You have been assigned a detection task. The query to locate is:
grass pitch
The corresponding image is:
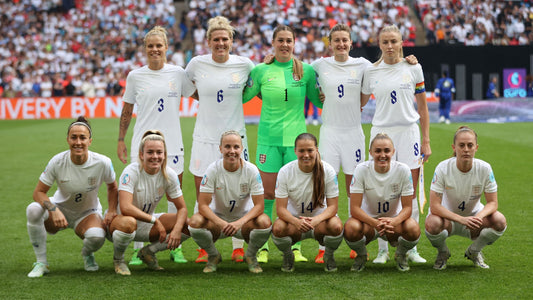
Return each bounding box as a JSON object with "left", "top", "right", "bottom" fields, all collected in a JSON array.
[{"left": 1, "top": 118, "right": 532, "bottom": 299}]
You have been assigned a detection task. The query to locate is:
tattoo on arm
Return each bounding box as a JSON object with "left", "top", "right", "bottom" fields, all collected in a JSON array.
[
  {"left": 435, "top": 192, "right": 443, "bottom": 200},
  {"left": 119, "top": 104, "right": 133, "bottom": 140},
  {"left": 43, "top": 200, "right": 57, "bottom": 211}
]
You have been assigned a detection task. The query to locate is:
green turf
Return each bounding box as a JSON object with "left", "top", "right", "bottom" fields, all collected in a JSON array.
[{"left": 1, "top": 118, "right": 532, "bottom": 299}]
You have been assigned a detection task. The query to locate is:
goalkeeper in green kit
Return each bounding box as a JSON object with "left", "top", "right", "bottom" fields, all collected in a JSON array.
[{"left": 243, "top": 25, "right": 323, "bottom": 263}]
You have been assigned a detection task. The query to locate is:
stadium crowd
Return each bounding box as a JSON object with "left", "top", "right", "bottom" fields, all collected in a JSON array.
[
  {"left": 1, "top": 0, "right": 532, "bottom": 98},
  {"left": 416, "top": 0, "right": 533, "bottom": 46}
]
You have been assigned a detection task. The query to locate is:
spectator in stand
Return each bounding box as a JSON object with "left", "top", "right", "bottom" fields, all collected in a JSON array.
[
  {"left": 0, "top": 0, "right": 530, "bottom": 97},
  {"left": 40, "top": 75, "right": 53, "bottom": 98},
  {"left": 52, "top": 73, "right": 65, "bottom": 97}
]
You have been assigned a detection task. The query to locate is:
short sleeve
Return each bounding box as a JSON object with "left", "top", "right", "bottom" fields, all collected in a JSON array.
[{"left": 118, "top": 164, "right": 137, "bottom": 194}]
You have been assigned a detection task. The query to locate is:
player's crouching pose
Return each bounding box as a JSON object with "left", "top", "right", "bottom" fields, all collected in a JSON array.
[
  {"left": 344, "top": 133, "right": 420, "bottom": 272},
  {"left": 272, "top": 133, "right": 343, "bottom": 272},
  {"left": 26, "top": 116, "right": 118, "bottom": 278},
  {"left": 425, "top": 126, "right": 506, "bottom": 270},
  {"left": 109, "top": 130, "right": 190, "bottom": 275},
  {"left": 189, "top": 131, "right": 272, "bottom": 273}
]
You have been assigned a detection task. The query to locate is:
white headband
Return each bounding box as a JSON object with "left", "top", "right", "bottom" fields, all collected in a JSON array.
[{"left": 69, "top": 122, "right": 92, "bottom": 137}]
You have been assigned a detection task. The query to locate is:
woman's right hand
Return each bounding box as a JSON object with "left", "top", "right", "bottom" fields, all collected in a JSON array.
[
  {"left": 153, "top": 219, "right": 167, "bottom": 243},
  {"left": 49, "top": 209, "right": 68, "bottom": 229},
  {"left": 117, "top": 141, "right": 128, "bottom": 164},
  {"left": 297, "top": 216, "right": 313, "bottom": 233}
]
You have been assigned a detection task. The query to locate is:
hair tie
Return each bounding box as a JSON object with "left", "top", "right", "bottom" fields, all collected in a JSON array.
[{"left": 68, "top": 122, "right": 92, "bottom": 137}]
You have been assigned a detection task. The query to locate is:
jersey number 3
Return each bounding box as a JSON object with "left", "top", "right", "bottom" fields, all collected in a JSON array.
[{"left": 157, "top": 98, "right": 165, "bottom": 112}]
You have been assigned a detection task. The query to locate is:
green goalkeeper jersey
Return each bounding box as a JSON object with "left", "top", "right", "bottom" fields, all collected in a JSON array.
[{"left": 244, "top": 59, "right": 322, "bottom": 146}]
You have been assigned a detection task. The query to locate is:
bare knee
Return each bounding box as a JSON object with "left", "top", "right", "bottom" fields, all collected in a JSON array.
[
  {"left": 403, "top": 218, "right": 421, "bottom": 240},
  {"left": 256, "top": 213, "right": 272, "bottom": 229},
  {"left": 272, "top": 219, "right": 287, "bottom": 237},
  {"left": 425, "top": 214, "right": 445, "bottom": 235},
  {"left": 489, "top": 211, "right": 507, "bottom": 231},
  {"left": 111, "top": 215, "right": 136, "bottom": 233},
  {"left": 328, "top": 217, "right": 343, "bottom": 235},
  {"left": 344, "top": 218, "right": 364, "bottom": 241},
  {"left": 188, "top": 213, "right": 206, "bottom": 229}
]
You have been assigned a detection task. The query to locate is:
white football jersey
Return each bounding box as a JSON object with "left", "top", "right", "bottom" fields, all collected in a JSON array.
[
  {"left": 40, "top": 150, "right": 116, "bottom": 215},
  {"left": 430, "top": 157, "right": 497, "bottom": 216},
  {"left": 186, "top": 55, "right": 254, "bottom": 144},
  {"left": 122, "top": 64, "right": 195, "bottom": 156},
  {"left": 362, "top": 61, "right": 425, "bottom": 127},
  {"left": 350, "top": 160, "right": 414, "bottom": 218},
  {"left": 276, "top": 160, "right": 339, "bottom": 217},
  {"left": 118, "top": 162, "right": 182, "bottom": 215},
  {"left": 199, "top": 159, "right": 263, "bottom": 220},
  {"left": 312, "top": 56, "right": 371, "bottom": 130}
]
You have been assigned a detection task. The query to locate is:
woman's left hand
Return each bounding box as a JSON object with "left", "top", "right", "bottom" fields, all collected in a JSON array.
[
  {"left": 222, "top": 221, "right": 242, "bottom": 237},
  {"left": 167, "top": 229, "right": 182, "bottom": 250},
  {"left": 103, "top": 211, "right": 117, "bottom": 227}
]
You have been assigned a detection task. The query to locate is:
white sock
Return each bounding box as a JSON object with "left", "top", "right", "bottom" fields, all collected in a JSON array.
[
  {"left": 470, "top": 226, "right": 506, "bottom": 253},
  {"left": 81, "top": 227, "right": 105, "bottom": 256},
  {"left": 147, "top": 235, "right": 169, "bottom": 253},
  {"left": 246, "top": 227, "right": 272, "bottom": 257},
  {"left": 323, "top": 231, "right": 344, "bottom": 257},
  {"left": 378, "top": 237, "right": 388, "bottom": 252},
  {"left": 397, "top": 236, "right": 419, "bottom": 255},
  {"left": 113, "top": 230, "right": 135, "bottom": 261},
  {"left": 426, "top": 230, "right": 449, "bottom": 252},
  {"left": 133, "top": 241, "right": 144, "bottom": 250},
  {"left": 26, "top": 202, "right": 48, "bottom": 264},
  {"left": 232, "top": 236, "right": 245, "bottom": 250},
  {"left": 319, "top": 244, "right": 325, "bottom": 251},
  {"left": 411, "top": 197, "right": 420, "bottom": 222},
  {"left": 180, "top": 233, "right": 190, "bottom": 244},
  {"left": 272, "top": 234, "right": 292, "bottom": 254},
  {"left": 189, "top": 227, "right": 217, "bottom": 257},
  {"left": 345, "top": 236, "right": 367, "bottom": 257}
]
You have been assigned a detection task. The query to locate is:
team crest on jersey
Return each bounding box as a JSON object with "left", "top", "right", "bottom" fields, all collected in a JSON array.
[
  {"left": 293, "top": 74, "right": 301, "bottom": 81},
  {"left": 259, "top": 154, "right": 266, "bottom": 164},
  {"left": 471, "top": 185, "right": 482, "bottom": 196},
  {"left": 201, "top": 175, "right": 208, "bottom": 186},
  {"left": 121, "top": 174, "right": 130, "bottom": 185},
  {"left": 158, "top": 187, "right": 164, "bottom": 197},
  {"left": 246, "top": 77, "right": 253, "bottom": 87},
  {"left": 399, "top": 74, "right": 411, "bottom": 90},
  {"left": 391, "top": 183, "right": 400, "bottom": 194},
  {"left": 240, "top": 183, "right": 248, "bottom": 194},
  {"left": 348, "top": 70, "right": 359, "bottom": 85},
  {"left": 232, "top": 73, "right": 240, "bottom": 83},
  {"left": 168, "top": 80, "right": 179, "bottom": 97},
  {"left": 88, "top": 177, "right": 97, "bottom": 186}
]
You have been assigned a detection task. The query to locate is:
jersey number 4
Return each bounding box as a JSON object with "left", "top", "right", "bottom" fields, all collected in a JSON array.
[{"left": 301, "top": 202, "right": 313, "bottom": 214}]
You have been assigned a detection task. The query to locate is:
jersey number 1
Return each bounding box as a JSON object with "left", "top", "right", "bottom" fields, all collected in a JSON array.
[{"left": 301, "top": 202, "right": 313, "bottom": 214}]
